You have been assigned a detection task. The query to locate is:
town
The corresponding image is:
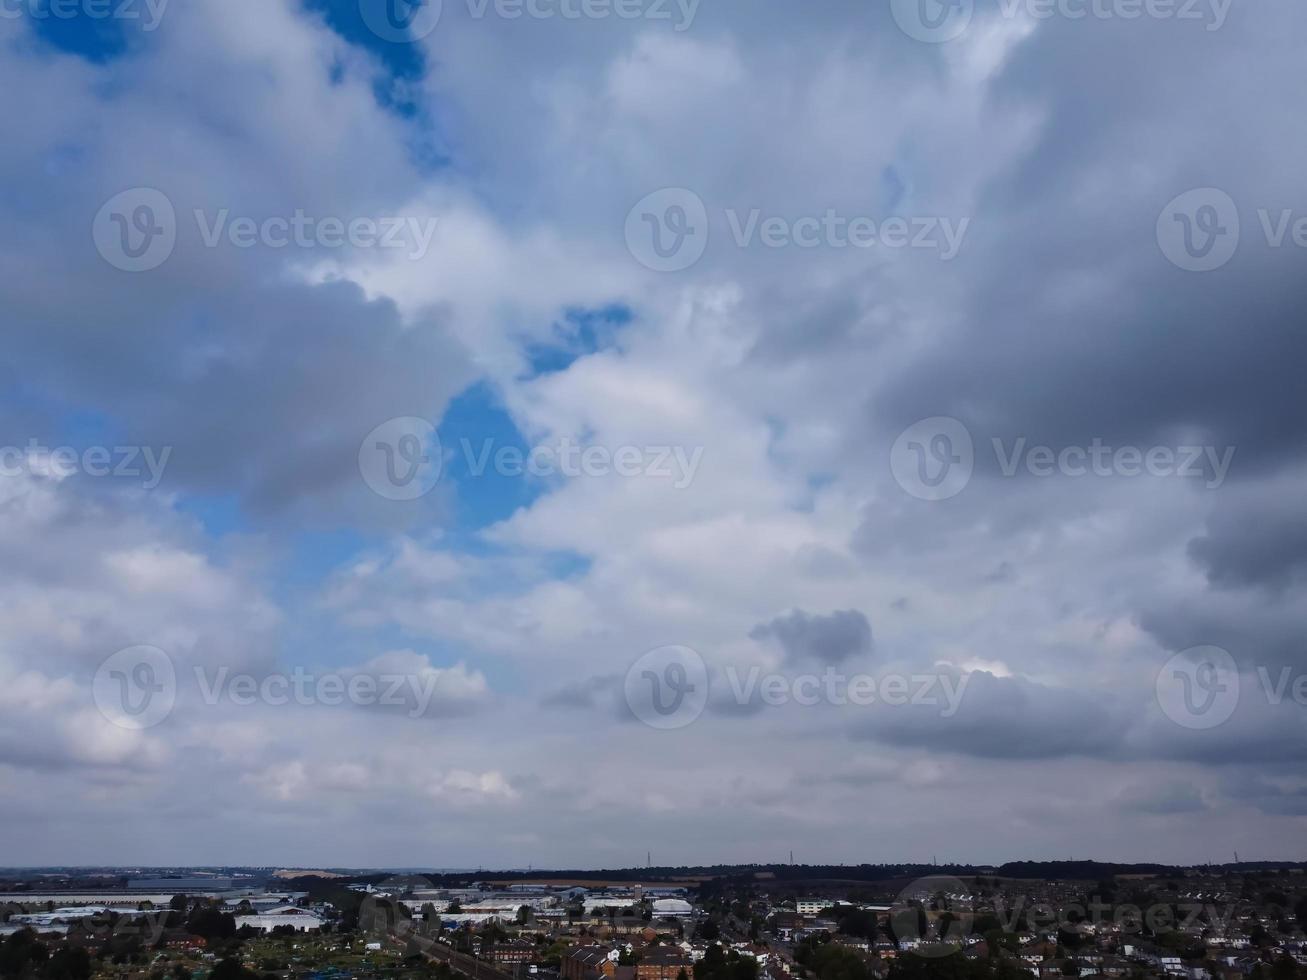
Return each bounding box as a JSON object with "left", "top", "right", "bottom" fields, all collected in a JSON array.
[{"left": 2, "top": 864, "right": 1305, "bottom": 980}]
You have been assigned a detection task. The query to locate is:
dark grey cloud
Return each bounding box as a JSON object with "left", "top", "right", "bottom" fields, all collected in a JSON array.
[
  {"left": 873, "top": 8, "right": 1307, "bottom": 479},
  {"left": 4, "top": 275, "right": 472, "bottom": 526},
  {"left": 1218, "top": 773, "right": 1307, "bottom": 817},
  {"left": 1115, "top": 780, "right": 1206, "bottom": 815},
  {"left": 851, "top": 664, "right": 1306, "bottom": 769},
  {"left": 1137, "top": 589, "right": 1307, "bottom": 673},
  {"left": 853, "top": 670, "right": 1124, "bottom": 760},
  {"left": 1187, "top": 477, "right": 1307, "bottom": 591},
  {"left": 750, "top": 609, "right": 873, "bottom": 665}
]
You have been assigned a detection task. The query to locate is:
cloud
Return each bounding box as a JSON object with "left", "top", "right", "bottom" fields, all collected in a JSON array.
[
  {"left": 1218, "top": 773, "right": 1307, "bottom": 817},
  {"left": 1115, "top": 780, "right": 1207, "bottom": 815},
  {"left": 750, "top": 609, "right": 874, "bottom": 665},
  {"left": 853, "top": 669, "right": 1125, "bottom": 760}
]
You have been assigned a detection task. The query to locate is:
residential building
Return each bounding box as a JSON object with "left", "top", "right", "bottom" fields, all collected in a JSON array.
[
  {"left": 635, "top": 948, "right": 693, "bottom": 980},
  {"left": 564, "top": 945, "right": 620, "bottom": 980}
]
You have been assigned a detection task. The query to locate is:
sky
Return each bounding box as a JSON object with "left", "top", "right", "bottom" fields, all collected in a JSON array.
[{"left": 1, "top": 0, "right": 1305, "bottom": 869}]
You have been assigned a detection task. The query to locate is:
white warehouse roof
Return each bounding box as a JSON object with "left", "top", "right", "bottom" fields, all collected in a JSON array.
[{"left": 652, "top": 899, "right": 693, "bottom": 915}]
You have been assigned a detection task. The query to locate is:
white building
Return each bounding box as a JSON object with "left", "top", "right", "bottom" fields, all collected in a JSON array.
[
  {"left": 796, "top": 899, "right": 834, "bottom": 916},
  {"left": 652, "top": 899, "right": 694, "bottom": 917},
  {"left": 234, "top": 907, "right": 324, "bottom": 933}
]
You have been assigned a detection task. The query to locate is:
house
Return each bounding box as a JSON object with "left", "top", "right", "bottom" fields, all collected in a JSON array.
[
  {"left": 635, "top": 948, "right": 693, "bottom": 980},
  {"left": 564, "top": 945, "right": 619, "bottom": 980}
]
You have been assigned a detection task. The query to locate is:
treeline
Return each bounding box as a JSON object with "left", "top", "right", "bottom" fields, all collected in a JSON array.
[
  {"left": 0, "top": 932, "right": 92, "bottom": 980},
  {"left": 384, "top": 861, "right": 1307, "bottom": 889}
]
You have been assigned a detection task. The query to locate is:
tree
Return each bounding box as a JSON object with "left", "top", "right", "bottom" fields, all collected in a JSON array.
[
  {"left": 208, "top": 959, "right": 259, "bottom": 980},
  {"left": 1269, "top": 956, "right": 1299, "bottom": 980},
  {"left": 42, "top": 948, "right": 92, "bottom": 980},
  {"left": 834, "top": 908, "right": 877, "bottom": 941},
  {"left": 804, "top": 946, "right": 867, "bottom": 980},
  {"left": 187, "top": 907, "right": 237, "bottom": 942},
  {"left": 1, "top": 930, "right": 50, "bottom": 979}
]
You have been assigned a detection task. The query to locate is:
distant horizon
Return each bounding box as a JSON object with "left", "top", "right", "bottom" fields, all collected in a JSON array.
[{"left": 4, "top": 858, "right": 1306, "bottom": 875}]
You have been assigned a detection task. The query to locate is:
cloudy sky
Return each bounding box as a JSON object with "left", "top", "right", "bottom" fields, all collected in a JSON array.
[{"left": 2, "top": 0, "right": 1305, "bottom": 869}]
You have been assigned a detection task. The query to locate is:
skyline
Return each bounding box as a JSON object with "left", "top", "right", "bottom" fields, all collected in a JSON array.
[{"left": 2, "top": 0, "right": 1306, "bottom": 867}]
